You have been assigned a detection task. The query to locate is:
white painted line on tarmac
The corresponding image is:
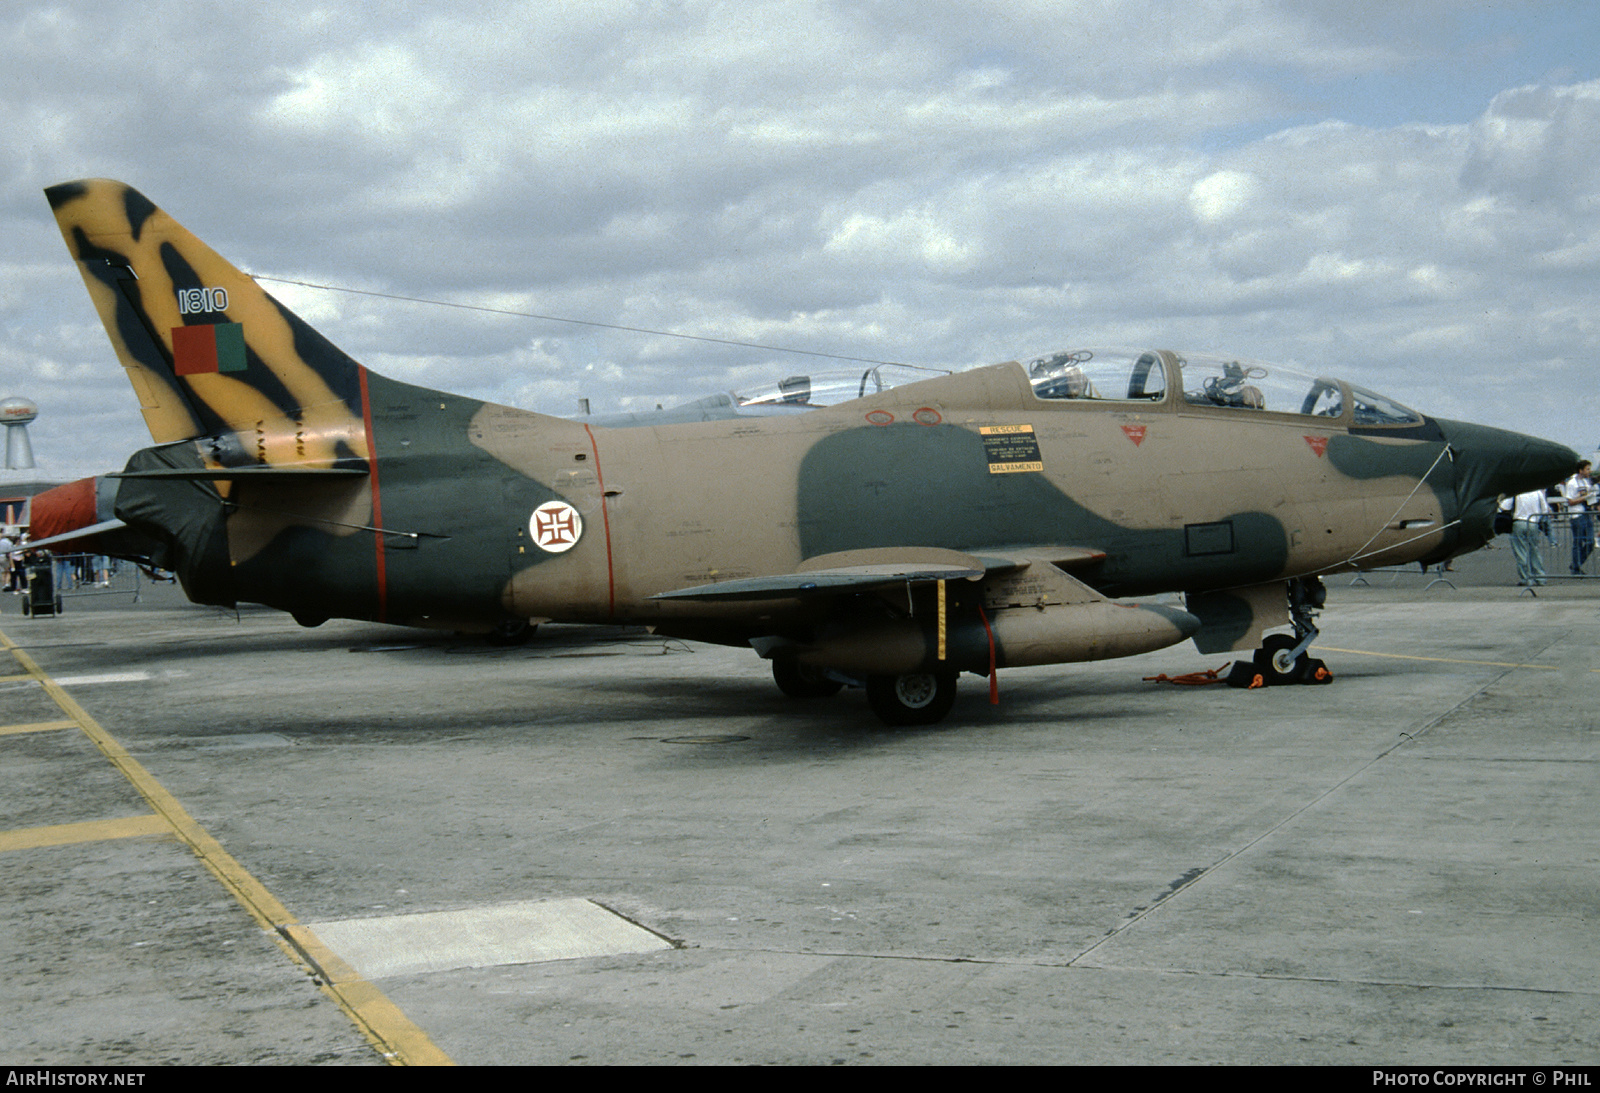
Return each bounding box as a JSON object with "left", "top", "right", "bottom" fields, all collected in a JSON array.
[{"left": 51, "top": 670, "right": 153, "bottom": 686}]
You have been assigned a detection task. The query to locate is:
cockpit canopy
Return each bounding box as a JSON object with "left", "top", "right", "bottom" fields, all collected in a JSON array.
[
  {"left": 1025, "top": 348, "right": 1422, "bottom": 426},
  {"left": 1027, "top": 349, "right": 1166, "bottom": 402},
  {"left": 729, "top": 348, "right": 1424, "bottom": 429},
  {"left": 734, "top": 364, "right": 949, "bottom": 411}
]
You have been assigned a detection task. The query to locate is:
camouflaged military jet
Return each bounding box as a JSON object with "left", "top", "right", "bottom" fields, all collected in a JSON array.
[{"left": 30, "top": 179, "right": 1578, "bottom": 725}]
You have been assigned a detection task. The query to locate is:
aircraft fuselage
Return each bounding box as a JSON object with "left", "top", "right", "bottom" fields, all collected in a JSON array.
[{"left": 37, "top": 179, "right": 1579, "bottom": 722}]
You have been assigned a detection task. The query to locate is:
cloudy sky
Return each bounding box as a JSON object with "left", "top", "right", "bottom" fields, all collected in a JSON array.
[{"left": 2, "top": 0, "right": 1598, "bottom": 481}]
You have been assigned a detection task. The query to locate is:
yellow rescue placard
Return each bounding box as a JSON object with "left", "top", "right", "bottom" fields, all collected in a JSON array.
[{"left": 979, "top": 424, "right": 1043, "bottom": 474}]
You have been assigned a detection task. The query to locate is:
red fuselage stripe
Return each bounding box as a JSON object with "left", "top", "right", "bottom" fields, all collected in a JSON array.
[
  {"left": 978, "top": 604, "right": 999, "bottom": 705},
  {"left": 357, "top": 366, "right": 387, "bottom": 622},
  {"left": 581, "top": 423, "right": 616, "bottom": 617}
]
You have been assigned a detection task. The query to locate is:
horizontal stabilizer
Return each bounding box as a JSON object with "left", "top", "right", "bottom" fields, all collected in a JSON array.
[
  {"left": 110, "top": 466, "right": 369, "bottom": 481},
  {"left": 4, "top": 520, "right": 128, "bottom": 552}
]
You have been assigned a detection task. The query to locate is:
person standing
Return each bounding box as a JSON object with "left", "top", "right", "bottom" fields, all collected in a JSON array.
[
  {"left": 1507, "top": 489, "right": 1553, "bottom": 586},
  {"left": 1564, "top": 461, "right": 1596, "bottom": 575}
]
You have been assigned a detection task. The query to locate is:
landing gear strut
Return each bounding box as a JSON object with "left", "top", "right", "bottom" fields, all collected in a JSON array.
[{"left": 1233, "top": 577, "right": 1333, "bottom": 687}]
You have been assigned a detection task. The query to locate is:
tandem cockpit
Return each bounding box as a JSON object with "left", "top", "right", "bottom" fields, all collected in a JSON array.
[
  {"left": 730, "top": 347, "right": 1429, "bottom": 432},
  {"left": 1021, "top": 348, "right": 1424, "bottom": 429}
]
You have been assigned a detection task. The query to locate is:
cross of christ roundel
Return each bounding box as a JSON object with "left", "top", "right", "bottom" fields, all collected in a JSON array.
[{"left": 530, "top": 500, "right": 583, "bottom": 553}]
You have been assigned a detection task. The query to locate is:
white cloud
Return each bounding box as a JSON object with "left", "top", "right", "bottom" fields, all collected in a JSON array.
[
  {"left": 2, "top": 0, "right": 1599, "bottom": 480},
  {"left": 1189, "top": 169, "right": 1260, "bottom": 222},
  {"left": 1462, "top": 79, "right": 1600, "bottom": 207}
]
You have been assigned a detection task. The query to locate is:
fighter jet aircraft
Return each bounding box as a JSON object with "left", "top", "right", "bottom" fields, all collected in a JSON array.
[{"left": 31, "top": 179, "right": 1577, "bottom": 724}]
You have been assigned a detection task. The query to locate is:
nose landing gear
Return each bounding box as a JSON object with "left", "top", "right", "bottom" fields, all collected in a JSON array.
[{"left": 1228, "top": 577, "right": 1334, "bottom": 688}]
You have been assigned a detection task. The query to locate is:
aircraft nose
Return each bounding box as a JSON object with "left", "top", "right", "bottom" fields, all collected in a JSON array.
[{"left": 1435, "top": 418, "right": 1580, "bottom": 504}]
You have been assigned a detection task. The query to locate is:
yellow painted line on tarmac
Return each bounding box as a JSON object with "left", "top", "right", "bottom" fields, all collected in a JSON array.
[
  {"left": 0, "top": 718, "right": 78, "bottom": 736},
  {"left": 0, "top": 630, "right": 453, "bottom": 1066},
  {"left": 278, "top": 922, "right": 455, "bottom": 1057},
  {"left": 1319, "top": 646, "right": 1598, "bottom": 672},
  {"left": 0, "top": 814, "right": 170, "bottom": 852},
  {"left": 0, "top": 672, "right": 34, "bottom": 683}
]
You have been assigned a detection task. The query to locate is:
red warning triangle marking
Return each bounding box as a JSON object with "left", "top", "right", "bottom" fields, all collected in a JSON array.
[
  {"left": 1122, "top": 424, "right": 1146, "bottom": 446},
  {"left": 1304, "top": 435, "right": 1329, "bottom": 457}
]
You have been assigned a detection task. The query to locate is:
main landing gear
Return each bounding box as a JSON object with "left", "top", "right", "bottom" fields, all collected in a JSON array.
[
  {"left": 770, "top": 657, "right": 959, "bottom": 726},
  {"left": 1229, "top": 577, "right": 1334, "bottom": 688},
  {"left": 485, "top": 617, "right": 539, "bottom": 646},
  {"left": 771, "top": 656, "right": 844, "bottom": 699},
  {"left": 865, "top": 670, "right": 959, "bottom": 727}
]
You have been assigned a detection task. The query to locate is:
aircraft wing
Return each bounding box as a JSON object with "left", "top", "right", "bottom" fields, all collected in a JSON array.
[
  {"left": 985, "top": 545, "right": 1106, "bottom": 570},
  {"left": 652, "top": 561, "right": 988, "bottom": 601},
  {"left": 652, "top": 545, "right": 1105, "bottom": 602}
]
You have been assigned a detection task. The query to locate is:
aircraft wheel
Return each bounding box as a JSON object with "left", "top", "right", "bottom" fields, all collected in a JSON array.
[
  {"left": 292, "top": 612, "right": 328, "bottom": 628},
  {"left": 866, "top": 671, "right": 958, "bottom": 726},
  {"left": 772, "top": 657, "right": 843, "bottom": 698},
  {"left": 1254, "top": 635, "right": 1306, "bottom": 684},
  {"left": 485, "top": 618, "right": 538, "bottom": 646}
]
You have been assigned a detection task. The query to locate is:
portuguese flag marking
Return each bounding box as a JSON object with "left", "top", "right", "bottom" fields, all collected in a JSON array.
[{"left": 172, "top": 322, "right": 247, "bottom": 375}]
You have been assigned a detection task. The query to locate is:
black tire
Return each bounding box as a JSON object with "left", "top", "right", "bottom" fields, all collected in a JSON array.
[
  {"left": 772, "top": 657, "right": 843, "bottom": 698},
  {"left": 865, "top": 671, "right": 958, "bottom": 726},
  {"left": 292, "top": 612, "right": 328, "bottom": 628},
  {"left": 1254, "top": 634, "right": 1306, "bottom": 684},
  {"left": 485, "top": 618, "right": 538, "bottom": 646}
]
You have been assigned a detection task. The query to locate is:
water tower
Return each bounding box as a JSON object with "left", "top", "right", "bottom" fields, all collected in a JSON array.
[{"left": 1, "top": 398, "right": 38, "bottom": 470}]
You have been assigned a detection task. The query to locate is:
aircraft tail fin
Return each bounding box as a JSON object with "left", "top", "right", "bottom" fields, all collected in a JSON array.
[{"left": 45, "top": 179, "right": 368, "bottom": 466}]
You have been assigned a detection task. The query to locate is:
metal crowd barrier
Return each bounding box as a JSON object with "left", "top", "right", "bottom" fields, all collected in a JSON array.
[
  {"left": 1346, "top": 564, "right": 1458, "bottom": 590},
  {"left": 1340, "top": 510, "right": 1599, "bottom": 591},
  {"left": 1526, "top": 512, "right": 1599, "bottom": 580},
  {"left": 1344, "top": 512, "right": 1593, "bottom": 588},
  {"left": 7, "top": 553, "right": 159, "bottom": 609}
]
